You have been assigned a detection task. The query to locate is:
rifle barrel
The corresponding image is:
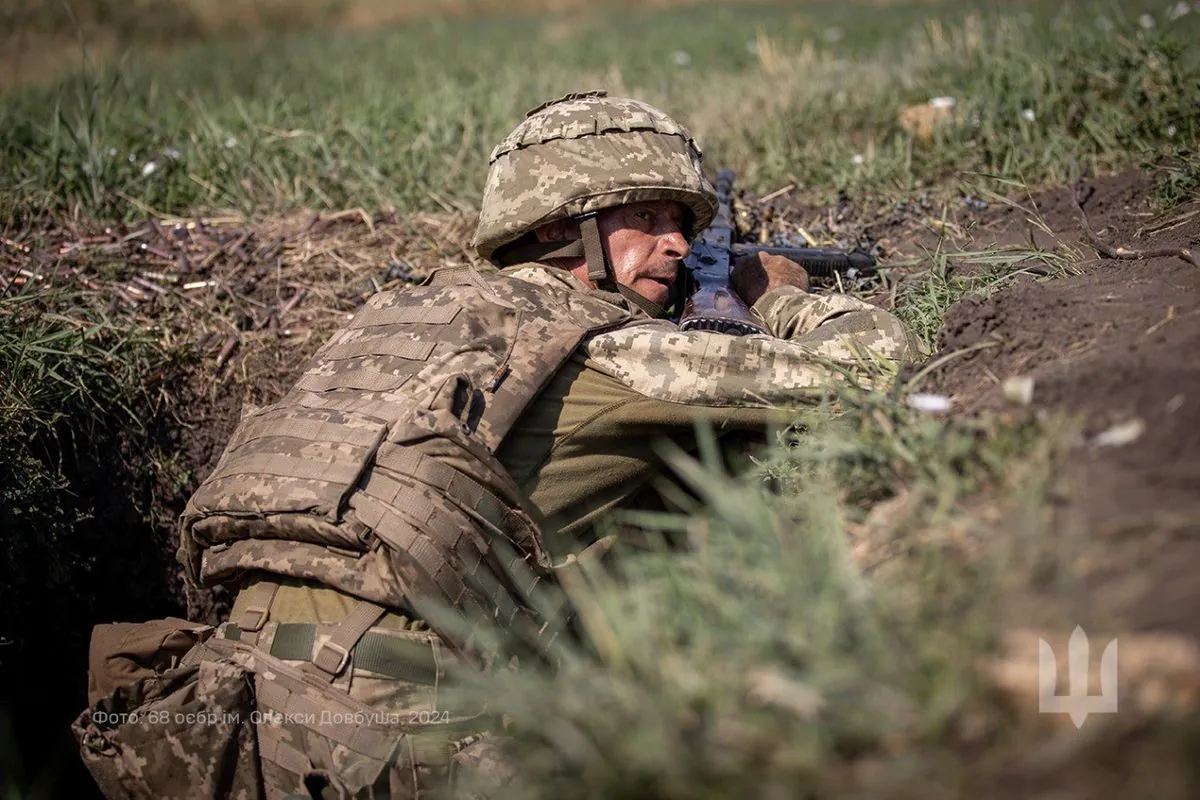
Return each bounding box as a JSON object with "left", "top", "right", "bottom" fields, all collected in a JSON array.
[{"left": 729, "top": 244, "right": 877, "bottom": 277}]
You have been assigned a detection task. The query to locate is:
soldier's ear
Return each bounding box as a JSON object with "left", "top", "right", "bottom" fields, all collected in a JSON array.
[{"left": 534, "top": 219, "right": 578, "bottom": 243}]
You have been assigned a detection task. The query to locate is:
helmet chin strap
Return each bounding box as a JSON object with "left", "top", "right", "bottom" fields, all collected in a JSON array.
[
  {"left": 579, "top": 213, "right": 669, "bottom": 319},
  {"left": 578, "top": 213, "right": 611, "bottom": 289},
  {"left": 493, "top": 213, "right": 670, "bottom": 319}
]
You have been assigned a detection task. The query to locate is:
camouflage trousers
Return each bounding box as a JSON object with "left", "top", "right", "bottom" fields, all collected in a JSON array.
[{"left": 73, "top": 577, "right": 515, "bottom": 799}]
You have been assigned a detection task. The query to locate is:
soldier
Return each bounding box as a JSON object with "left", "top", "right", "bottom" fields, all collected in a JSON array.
[{"left": 73, "top": 92, "right": 916, "bottom": 799}]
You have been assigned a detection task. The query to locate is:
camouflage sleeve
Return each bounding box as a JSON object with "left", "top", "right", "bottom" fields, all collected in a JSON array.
[
  {"left": 751, "top": 285, "right": 920, "bottom": 360},
  {"left": 580, "top": 287, "right": 919, "bottom": 407}
]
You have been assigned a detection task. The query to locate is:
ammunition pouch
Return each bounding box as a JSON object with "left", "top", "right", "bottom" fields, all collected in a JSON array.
[
  {"left": 73, "top": 614, "right": 505, "bottom": 800},
  {"left": 72, "top": 624, "right": 261, "bottom": 800}
]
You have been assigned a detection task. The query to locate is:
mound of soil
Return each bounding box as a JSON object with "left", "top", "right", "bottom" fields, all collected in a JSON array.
[{"left": 933, "top": 171, "right": 1200, "bottom": 639}]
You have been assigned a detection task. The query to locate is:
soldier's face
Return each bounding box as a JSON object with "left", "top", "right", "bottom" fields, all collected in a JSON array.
[{"left": 597, "top": 201, "right": 691, "bottom": 307}]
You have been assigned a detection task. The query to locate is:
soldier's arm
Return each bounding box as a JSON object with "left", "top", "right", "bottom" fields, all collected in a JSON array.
[
  {"left": 583, "top": 309, "right": 910, "bottom": 410},
  {"left": 750, "top": 285, "right": 922, "bottom": 362},
  {"left": 503, "top": 308, "right": 919, "bottom": 543},
  {"left": 507, "top": 314, "right": 910, "bottom": 544}
]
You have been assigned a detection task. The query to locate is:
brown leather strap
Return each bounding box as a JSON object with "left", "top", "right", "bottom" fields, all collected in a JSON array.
[
  {"left": 236, "top": 578, "right": 279, "bottom": 632},
  {"left": 306, "top": 599, "right": 387, "bottom": 681}
]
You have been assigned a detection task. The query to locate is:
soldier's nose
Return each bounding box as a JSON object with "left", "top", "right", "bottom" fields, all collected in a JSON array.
[{"left": 662, "top": 231, "right": 690, "bottom": 260}]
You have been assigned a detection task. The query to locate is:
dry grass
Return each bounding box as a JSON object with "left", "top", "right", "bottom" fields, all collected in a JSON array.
[{"left": 1, "top": 204, "right": 477, "bottom": 403}]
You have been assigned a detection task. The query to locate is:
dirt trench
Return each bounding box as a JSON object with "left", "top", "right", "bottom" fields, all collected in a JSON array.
[
  {"left": 929, "top": 170, "right": 1200, "bottom": 641},
  {"left": 0, "top": 208, "right": 444, "bottom": 798}
]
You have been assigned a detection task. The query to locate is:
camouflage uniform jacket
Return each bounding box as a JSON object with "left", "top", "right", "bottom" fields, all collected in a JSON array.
[{"left": 496, "top": 263, "right": 918, "bottom": 546}]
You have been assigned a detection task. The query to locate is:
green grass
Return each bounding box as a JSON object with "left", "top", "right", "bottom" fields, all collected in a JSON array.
[
  {"left": 0, "top": 285, "right": 198, "bottom": 800},
  {"left": 0, "top": 292, "right": 164, "bottom": 435},
  {"left": 2, "top": 0, "right": 1197, "bottom": 224},
  {"left": 0, "top": 288, "right": 173, "bottom": 602},
  {"left": 1149, "top": 146, "right": 1200, "bottom": 210}
]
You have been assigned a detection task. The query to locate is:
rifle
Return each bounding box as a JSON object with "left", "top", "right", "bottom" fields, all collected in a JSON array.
[{"left": 676, "top": 169, "right": 876, "bottom": 336}]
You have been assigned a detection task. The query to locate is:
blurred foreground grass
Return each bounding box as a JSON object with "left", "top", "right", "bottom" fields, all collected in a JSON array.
[{"left": 449, "top": 387, "right": 1075, "bottom": 798}]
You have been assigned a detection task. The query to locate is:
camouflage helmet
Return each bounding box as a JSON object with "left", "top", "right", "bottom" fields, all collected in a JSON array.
[{"left": 472, "top": 91, "right": 718, "bottom": 266}]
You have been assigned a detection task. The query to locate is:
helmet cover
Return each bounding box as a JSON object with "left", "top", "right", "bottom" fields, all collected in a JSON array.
[{"left": 472, "top": 91, "right": 717, "bottom": 265}]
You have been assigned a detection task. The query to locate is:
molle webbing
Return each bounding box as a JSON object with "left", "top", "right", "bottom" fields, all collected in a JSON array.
[
  {"left": 221, "top": 621, "right": 444, "bottom": 684},
  {"left": 191, "top": 636, "right": 487, "bottom": 797},
  {"left": 180, "top": 267, "right": 636, "bottom": 657}
]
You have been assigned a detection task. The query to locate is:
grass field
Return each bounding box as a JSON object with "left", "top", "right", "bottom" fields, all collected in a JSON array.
[
  {"left": 2, "top": 0, "right": 1200, "bottom": 797},
  {"left": 5, "top": 0, "right": 1197, "bottom": 223}
]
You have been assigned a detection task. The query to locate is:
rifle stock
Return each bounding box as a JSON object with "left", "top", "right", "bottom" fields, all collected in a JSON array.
[{"left": 676, "top": 169, "right": 876, "bottom": 335}]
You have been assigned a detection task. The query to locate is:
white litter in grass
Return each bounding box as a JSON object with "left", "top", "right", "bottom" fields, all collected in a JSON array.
[
  {"left": 142, "top": 161, "right": 157, "bottom": 177},
  {"left": 1167, "top": 125, "right": 1178, "bottom": 137},
  {"left": 907, "top": 393, "right": 953, "bottom": 414},
  {"left": 1003, "top": 376, "right": 1035, "bottom": 406},
  {"left": 1021, "top": 108, "right": 1036, "bottom": 122},
  {"left": 851, "top": 153, "right": 865, "bottom": 165},
  {"left": 930, "top": 96, "right": 956, "bottom": 108},
  {"left": 1091, "top": 418, "right": 1145, "bottom": 447},
  {"left": 224, "top": 136, "right": 238, "bottom": 149}
]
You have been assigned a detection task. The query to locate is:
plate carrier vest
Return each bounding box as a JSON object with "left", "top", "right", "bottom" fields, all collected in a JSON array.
[{"left": 179, "top": 265, "right": 637, "bottom": 659}]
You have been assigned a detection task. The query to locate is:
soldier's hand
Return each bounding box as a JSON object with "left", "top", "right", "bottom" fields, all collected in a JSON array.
[{"left": 731, "top": 252, "right": 809, "bottom": 307}]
